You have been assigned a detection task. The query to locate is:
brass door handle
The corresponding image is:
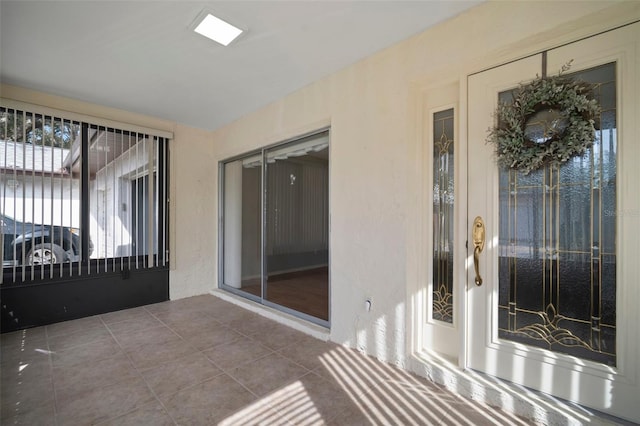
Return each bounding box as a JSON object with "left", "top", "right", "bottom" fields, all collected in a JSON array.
[{"left": 472, "top": 216, "right": 485, "bottom": 286}]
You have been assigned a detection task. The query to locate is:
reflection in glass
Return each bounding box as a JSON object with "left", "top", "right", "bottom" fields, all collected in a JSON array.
[
  {"left": 1, "top": 108, "right": 168, "bottom": 284},
  {"left": 222, "top": 156, "right": 261, "bottom": 297},
  {"left": 1, "top": 109, "right": 81, "bottom": 281},
  {"left": 498, "top": 63, "right": 616, "bottom": 366},
  {"left": 432, "top": 109, "right": 454, "bottom": 323},
  {"left": 221, "top": 131, "right": 330, "bottom": 324},
  {"left": 265, "top": 135, "right": 329, "bottom": 321},
  {"left": 88, "top": 128, "right": 161, "bottom": 272},
  {"left": 523, "top": 108, "right": 568, "bottom": 144}
]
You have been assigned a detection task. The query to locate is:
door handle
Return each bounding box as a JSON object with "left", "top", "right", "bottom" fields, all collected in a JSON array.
[{"left": 472, "top": 216, "right": 485, "bottom": 286}]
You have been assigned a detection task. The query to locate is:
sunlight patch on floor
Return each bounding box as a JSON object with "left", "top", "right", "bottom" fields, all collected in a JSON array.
[
  {"left": 320, "top": 346, "right": 531, "bottom": 425},
  {"left": 219, "top": 380, "right": 320, "bottom": 426},
  {"left": 415, "top": 349, "right": 597, "bottom": 425}
]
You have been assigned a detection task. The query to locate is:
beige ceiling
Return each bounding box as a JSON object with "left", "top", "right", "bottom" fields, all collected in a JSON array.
[{"left": 1, "top": 1, "right": 481, "bottom": 131}]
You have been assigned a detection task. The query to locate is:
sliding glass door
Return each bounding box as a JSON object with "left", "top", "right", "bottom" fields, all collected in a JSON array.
[
  {"left": 220, "top": 130, "right": 329, "bottom": 326},
  {"left": 221, "top": 156, "right": 262, "bottom": 299}
]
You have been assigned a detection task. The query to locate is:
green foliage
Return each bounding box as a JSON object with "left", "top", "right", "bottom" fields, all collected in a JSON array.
[
  {"left": 0, "top": 109, "right": 79, "bottom": 149},
  {"left": 487, "top": 64, "right": 600, "bottom": 174}
]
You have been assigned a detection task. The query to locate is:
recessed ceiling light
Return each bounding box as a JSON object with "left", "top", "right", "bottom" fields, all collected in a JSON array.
[{"left": 194, "top": 13, "right": 243, "bottom": 46}]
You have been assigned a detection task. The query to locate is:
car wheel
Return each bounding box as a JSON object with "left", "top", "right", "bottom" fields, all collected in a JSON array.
[{"left": 27, "top": 244, "right": 67, "bottom": 265}]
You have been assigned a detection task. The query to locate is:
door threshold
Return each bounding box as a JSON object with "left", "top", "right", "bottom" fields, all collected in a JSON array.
[
  {"left": 209, "top": 288, "right": 330, "bottom": 341},
  {"left": 408, "top": 350, "right": 633, "bottom": 426}
]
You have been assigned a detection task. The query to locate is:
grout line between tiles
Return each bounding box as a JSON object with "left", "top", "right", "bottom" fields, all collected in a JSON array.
[
  {"left": 99, "top": 313, "right": 180, "bottom": 426},
  {"left": 6, "top": 297, "right": 558, "bottom": 426},
  {"left": 43, "top": 323, "right": 61, "bottom": 426}
]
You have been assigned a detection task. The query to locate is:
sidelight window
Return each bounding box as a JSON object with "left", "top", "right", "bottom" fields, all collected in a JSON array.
[{"left": 432, "top": 108, "right": 455, "bottom": 324}]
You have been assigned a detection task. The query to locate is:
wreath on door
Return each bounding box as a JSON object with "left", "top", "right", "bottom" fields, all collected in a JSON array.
[{"left": 487, "top": 62, "right": 600, "bottom": 175}]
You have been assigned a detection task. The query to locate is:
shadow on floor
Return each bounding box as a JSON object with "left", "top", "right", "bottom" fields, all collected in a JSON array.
[{"left": 0, "top": 294, "right": 532, "bottom": 425}]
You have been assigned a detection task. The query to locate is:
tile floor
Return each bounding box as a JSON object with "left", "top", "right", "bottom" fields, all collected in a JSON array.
[{"left": 0, "top": 295, "right": 534, "bottom": 425}]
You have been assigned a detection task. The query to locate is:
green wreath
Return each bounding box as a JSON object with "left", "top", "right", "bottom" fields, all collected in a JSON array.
[{"left": 487, "top": 63, "right": 600, "bottom": 175}]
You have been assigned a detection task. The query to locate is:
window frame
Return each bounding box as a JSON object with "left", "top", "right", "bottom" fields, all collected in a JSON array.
[
  {"left": 218, "top": 127, "right": 331, "bottom": 327},
  {"left": 1, "top": 101, "right": 171, "bottom": 285}
]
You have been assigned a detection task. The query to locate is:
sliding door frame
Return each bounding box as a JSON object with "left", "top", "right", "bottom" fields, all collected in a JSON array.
[{"left": 218, "top": 127, "right": 331, "bottom": 328}]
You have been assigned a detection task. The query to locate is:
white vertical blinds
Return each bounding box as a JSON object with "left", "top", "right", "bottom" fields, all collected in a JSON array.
[
  {"left": 1, "top": 108, "right": 81, "bottom": 283},
  {"left": 265, "top": 159, "right": 328, "bottom": 255},
  {"left": 1, "top": 102, "right": 170, "bottom": 284}
]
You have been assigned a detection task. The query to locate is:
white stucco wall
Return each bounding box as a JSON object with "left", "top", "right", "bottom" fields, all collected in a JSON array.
[{"left": 168, "top": 123, "right": 216, "bottom": 299}]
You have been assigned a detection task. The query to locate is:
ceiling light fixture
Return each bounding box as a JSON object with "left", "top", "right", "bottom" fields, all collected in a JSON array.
[{"left": 193, "top": 13, "right": 243, "bottom": 46}]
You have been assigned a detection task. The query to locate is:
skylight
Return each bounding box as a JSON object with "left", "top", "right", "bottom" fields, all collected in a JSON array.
[{"left": 194, "top": 13, "right": 243, "bottom": 46}]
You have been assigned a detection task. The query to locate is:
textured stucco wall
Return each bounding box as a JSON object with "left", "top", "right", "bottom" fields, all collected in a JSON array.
[
  {"left": 168, "top": 123, "right": 216, "bottom": 300},
  {"left": 209, "top": 1, "right": 637, "bottom": 368}
]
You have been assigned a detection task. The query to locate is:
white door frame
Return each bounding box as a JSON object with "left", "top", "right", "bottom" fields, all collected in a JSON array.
[{"left": 465, "top": 23, "right": 640, "bottom": 423}]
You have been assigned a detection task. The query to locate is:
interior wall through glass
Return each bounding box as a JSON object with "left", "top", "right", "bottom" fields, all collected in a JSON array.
[{"left": 221, "top": 130, "right": 329, "bottom": 325}]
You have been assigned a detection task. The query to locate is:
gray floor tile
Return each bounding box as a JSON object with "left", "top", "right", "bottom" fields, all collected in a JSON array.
[
  {"left": 55, "top": 377, "right": 155, "bottom": 426},
  {"left": 1, "top": 352, "right": 51, "bottom": 381},
  {"left": 0, "top": 327, "right": 47, "bottom": 349},
  {"left": 162, "top": 314, "right": 223, "bottom": 338},
  {"left": 51, "top": 336, "right": 123, "bottom": 369},
  {"left": 53, "top": 352, "right": 140, "bottom": 400},
  {"left": 105, "top": 314, "right": 164, "bottom": 336},
  {"left": 216, "top": 397, "right": 293, "bottom": 426},
  {"left": 45, "top": 315, "right": 104, "bottom": 338},
  {"left": 228, "top": 352, "right": 309, "bottom": 397},
  {"left": 273, "top": 372, "right": 356, "bottom": 425},
  {"left": 149, "top": 307, "right": 217, "bottom": 324},
  {"left": 47, "top": 325, "right": 112, "bottom": 352},
  {"left": 247, "top": 323, "right": 308, "bottom": 350},
  {"left": 208, "top": 304, "right": 262, "bottom": 324},
  {"left": 123, "top": 336, "right": 196, "bottom": 370},
  {"left": 1, "top": 374, "right": 54, "bottom": 420},
  {"left": 225, "top": 313, "right": 280, "bottom": 336},
  {"left": 0, "top": 296, "right": 540, "bottom": 426},
  {"left": 113, "top": 325, "right": 180, "bottom": 349},
  {"left": 141, "top": 352, "right": 222, "bottom": 399},
  {"left": 161, "top": 374, "right": 257, "bottom": 425},
  {"left": 178, "top": 326, "right": 243, "bottom": 351},
  {"left": 0, "top": 335, "right": 52, "bottom": 367},
  {"left": 143, "top": 300, "right": 173, "bottom": 315},
  {"left": 95, "top": 401, "right": 175, "bottom": 426},
  {"left": 0, "top": 399, "right": 56, "bottom": 426},
  {"left": 100, "top": 306, "right": 154, "bottom": 324},
  {"left": 146, "top": 295, "right": 224, "bottom": 320},
  {"left": 277, "top": 334, "right": 339, "bottom": 370},
  {"left": 203, "top": 335, "right": 273, "bottom": 371}
]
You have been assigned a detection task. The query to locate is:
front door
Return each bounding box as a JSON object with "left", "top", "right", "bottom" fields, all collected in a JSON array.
[{"left": 467, "top": 23, "right": 640, "bottom": 422}]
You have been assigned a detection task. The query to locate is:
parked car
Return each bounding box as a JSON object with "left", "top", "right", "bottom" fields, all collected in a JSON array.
[{"left": 1, "top": 214, "right": 93, "bottom": 267}]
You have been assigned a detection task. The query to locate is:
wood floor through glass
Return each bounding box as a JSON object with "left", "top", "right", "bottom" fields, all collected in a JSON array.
[{"left": 240, "top": 267, "right": 328, "bottom": 321}]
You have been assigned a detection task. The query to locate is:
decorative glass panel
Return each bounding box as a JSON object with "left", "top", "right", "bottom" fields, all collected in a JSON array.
[
  {"left": 498, "top": 63, "right": 616, "bottom": 366},
  {"left": 432, "top": 108, "right": 454, "bottom": 323}
]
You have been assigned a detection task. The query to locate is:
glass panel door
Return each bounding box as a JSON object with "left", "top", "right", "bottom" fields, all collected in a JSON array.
[
  {"left": 221, "top": 156, "right": 262, "bottom": 300},
  {"left": 264, "top": 135, "right": 329, "bottom": 321},
  {"left": 220, "top": 131, "right": 330, "bottom": 326},
  {"left": 498, "top": 63, "right": 617, "bottom": 366},
  {"left": 467, "top": 24, "right": 640, "bottom": 422}
]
